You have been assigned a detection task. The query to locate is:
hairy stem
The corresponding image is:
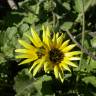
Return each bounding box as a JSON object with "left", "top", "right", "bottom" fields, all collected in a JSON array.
[{"left": 79, "top": 0, "right": 85, "bottom": 69}]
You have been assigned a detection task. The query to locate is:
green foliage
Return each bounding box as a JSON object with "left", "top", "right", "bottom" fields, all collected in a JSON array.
[
  {"left": 14, "top": 69, "right": 53, "bottom": 96},
  {"left": 91, "top": 37, "right": 96, "bottom": 48},
  {"left": 0, "top": 0, "right": 96, "bottom": 96}
]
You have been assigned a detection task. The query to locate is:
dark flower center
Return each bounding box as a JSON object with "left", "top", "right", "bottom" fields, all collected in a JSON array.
[{"left": 49, "top": 48, "right": 64, "bottom": 64}]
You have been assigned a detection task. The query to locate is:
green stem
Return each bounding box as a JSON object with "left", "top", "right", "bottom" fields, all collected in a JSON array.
[
  {"left": 52, "top": 11, "right": 56, "bottom": 31},
  {"left": 76, "top": 0, "right": 85, "bottom": 91},
  {"left": 79, "top": 0, "right": 85, "bottom": 71}
]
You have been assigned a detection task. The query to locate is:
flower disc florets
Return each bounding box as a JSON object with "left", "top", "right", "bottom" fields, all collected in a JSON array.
[{"left": 49, "top": 48, "right": 64, "bottom": 64}]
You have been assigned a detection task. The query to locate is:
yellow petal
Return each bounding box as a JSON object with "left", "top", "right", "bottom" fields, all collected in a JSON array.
[
  {"left": 65, "top": 51, "right": 81, "bottom": 57},
  {"left": 44, "top": 62, "right": 48, "bottom": 73},
  {"left": 61, "top": 63, "right": 71, "bottom": 72},
  {"left": 15, "top": 49, "right": 28, "bottom": 53},
  {"left": 42, "top": 42, "right": 50, "bottom": 51},
  {"left": 15, "top": 49, "right": 36, "bottom": 54},
  {"left": 16, "top": 54, "right": 36, "bottom": 59},
  {"left": 57, "top": 33, "right": 64, "bottom": 47},
  {"left": 44, "top": 36, "right": 53, "bottom": 49},
  {"left": 18, "top": 40, "right": 34, "bottom": 49},
  {"left": 33, "top": 58, "right": 45, "bottom": 76},
  {"left": 59, "top": 40, "right": 70, "bottom": 50},
  {"left": 59, "top": 69, "right": 64, "bottom": 83},
  {"left": 42, "top": 25, "right": 46, "bottom": 42},
  {"left": 69, "top": 57, "right": 81, "bottom": 60},
  {"left": 62, "top": 44, "right": 76, "bottom": 52},
  {"left": 52, "top": 33, "right": 57, "bottom": 47},
  {"left": 29, "top": 59, "right": 40, "bottom": 73},
  {"left": 54, "top": 65, "right": 59, "bottom": 78},
  {"left": 44, "top": 56, "right": 53, "bottom": 73},
  {"left": 44, "top": 62, "right": 51, "bottom": 73},
  {"left": 56, "top": 32, "right": 59, "bottom": 39},
  {"left": 49, "top": 37, "right": 53, "bottom": 48},
  {"left": 19, "top": 57, "right": 37, "bottom": 65},
  {"left": 65, "top": 61, "right": 78, "bottom": 67},
  {"left": 42, "top": 26, "right": 51, "bottom": 49},
  {"left": 30, "top": 28, "right": 42, "bottom": 47},
  {"left": 46, "top": 26, "right": 50, "bottom": 38},
  {"left": 25, "top": 34, "right": 38, "bottom": 47}
]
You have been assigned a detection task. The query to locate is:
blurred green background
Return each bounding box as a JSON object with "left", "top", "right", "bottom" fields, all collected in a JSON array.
[{"left": 0, "top": 0, "right": 96, "bottom": 96}]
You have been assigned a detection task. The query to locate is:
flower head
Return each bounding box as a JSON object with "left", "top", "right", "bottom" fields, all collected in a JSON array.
[{"left": 15, "top": 26, "right": 81, "bottom": 82}]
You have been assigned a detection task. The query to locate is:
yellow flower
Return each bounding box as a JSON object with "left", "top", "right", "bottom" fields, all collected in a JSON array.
[{"left": 15, "top": 26, "right": 81, "bottom": 82}]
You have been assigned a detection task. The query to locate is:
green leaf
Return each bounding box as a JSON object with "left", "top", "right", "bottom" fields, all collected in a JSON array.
[
  {"left": 1, "top": 43, "right": 14, "bottom": 58},
  {"left": 0, "top": 26, "right": 18, "bottom": 58},
  {"left": 23, "top": 13, "right": 39, "bottom": 24},
  {"left": 91, "top": 37, "right": 96, "bottom": 48},
  {"left": 14, "top": 69, "right": 38, "bottom": 96},
  {"left": 80, "top": 57, "right": 96, "bottom": 73},
  {"left": 82, "top": 76, "right": 96, "bottom": 87},
  {"left": 63, "top": 2, "right": 71, "bottom": 11},
  {"left": 0, "top": 53, "right": 6, "bottom": 64},
  {"left": 44, "top": 0, "right": 56, "bottom": 12},
  {"left": 74, "top": 0, "right": 83, "bottom": 13},
  {"left": 75, "top": 0, "right": 94, "bottom": 22},
  {"left": 61, "top": 22, "right": 73, "bottom": 30},
  {"left": 19, "top": 23, "right": 29, "bottom": 32},
  {"left": 14, "top": 69, "right": 53, "bottom": 96},
  {"left": 6, "top": 27, "right": 17, "bottom": 39}
]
